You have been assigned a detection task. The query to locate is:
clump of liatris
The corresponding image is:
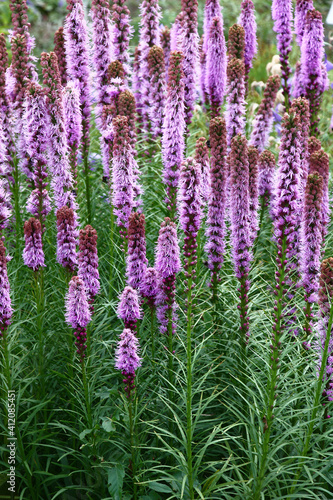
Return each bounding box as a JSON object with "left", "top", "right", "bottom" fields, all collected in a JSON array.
[
  {"left": 56, "top": 206, "right": 78, "bottom": 273},
  {"left": 248, "top": 146, "right": 259, "bottom": 245},
  {"left": 181, "top": 0, "right": 199, "bottom": 125},
  {"left": 78, "top": 225, "right": 100, "bottom": 301},
  {"left": 229, "top": 134, "right": 251, "bottom": 343},
  {"left": 162, "top": 52, "right": 185, "bottom": 217},
  {"left": 54, "top": 27, "right": 67, "bottom": 86},
  {"left": 65, "top": 276, "right": 91, "bottom": 361},
  {"left": 112, "top": 116, "right": 134, "bottom": 240},
  {"left": 117, "top": 285, "right": 141, "bottom": 332},
  {"left": 295, "top": 0, "right": 314, "bottom": 47},
  {"left": 238, "top": 0, "right": 257, "bottom": 84},
  {"left": 206, "top": 16, "right": 227, "bottom": 117},
  {"left": 228, "top": 24, "right": 245, "bottom": 61},
  {"left": 308, "top": 149, "right": 330, "bottom": 242},
  {"left": 249, "top": 75, "right": 281, "bottom": 152},
  {"left": 155, "top": 218, "right": 181, "bottom": 336},
  {"left": 23, "top": 218, "right": 45, "bottom": 272},
  {"left": 147, "top": 45, "right": 166, "bottom": 137},
  {"left": 300, "top": 9, "right": 327, "bottom": 135},
  {"left": 205, "top": 117, "right": 228, "bottom": 295},
  {"left": 64, "top": 81, "right": 82, "bottom": 187},
  {"left": 194, "top": 137, "right": 210, "bottom": 202},
  {"left": 300, "top": 172, "right": 323, "bottom": 337},
  {"left": 91, "top": 0, "right": 113, "bottom": 116},
  {"left": 258, "top": 150, "right": 276, "bottom": 206},
  {"left": 272, "top": 0, "right": 292, "bottom": 106},
  {"left": 111, "top": 0, "right": 133, "bottom": 73},
  {"left": 178, "top": 157, "right": 202, "bottom": 281},
  {"left": 127, "top": 213, "right": 148, "bottom": 292},
  {"left": 316, "top": 258, "right": 333, "bottom": 403},
  {"left": 141, "top": 267, "right": 158, "bottom": 308},
  {"left": 0, "top": 241, "right": 13, "bottom": 336},
  {"left": 290, "top": 97, "right": 310, "bottom": 193},
  {"left": 161, "top": 26, "right": 171, "bottom": 75},
  {"left": 115, "top": 328, "right": 141, "bottom": 397},
  {"left": 226, "top": 58, "right": 246, "bottom": 146}
]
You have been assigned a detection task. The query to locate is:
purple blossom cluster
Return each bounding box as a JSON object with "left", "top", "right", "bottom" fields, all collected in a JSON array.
[
  {"left": 238, "top": 0, "right": 257, "bottom": 82},
  {"left": 23, "top": 218, "right": 45, "bottom": 272},
  {"left": 65, "top": 275, "right": 91, "bottom": 361}
]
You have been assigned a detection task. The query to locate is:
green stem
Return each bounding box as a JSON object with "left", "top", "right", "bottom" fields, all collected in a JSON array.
[
  {"left": 288, "top": 304, "right": 333, "bottom": 496},
  {"left": 12, "top": 157, "right": 22, "bottom": 259},
  {"left": 150, "top": 306, "right": 155, "bottom": 361},
  {"left": 82, "top": 359, "right": 92, "bottom": 429},
  {"left": 109, "top": 203, "right": 114, "bottom": 299},
  {"left": 34, "top": 268, "right": 45, "bottom": 400},
  {"left": 129, "top": 396, "right": 137, "bottom": 500},
  {"left": 186, "top": 270, "right": 194, "bottom": 500}
]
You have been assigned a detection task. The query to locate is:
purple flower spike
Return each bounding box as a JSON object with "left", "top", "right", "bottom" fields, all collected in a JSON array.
[
  {"left": 91, "top": 0, "right": 113, "bottom": 121},
  {"left": 127, "top": 213, "right": 148, "bottom": 292},
  {"left": 205, "top": 117, "right": 228, "bottom": 294},
  {"left": 0, "top": 34, "right": 15, "bottom": 182},
  {"left": 115, "top": 328, "right": 142, "bottom": 397},
  {"left": 54, "top": 27, "right": 67, "bottom": 86},
  {"left": 111, "top": 0, "right": 133, "bottom": 74},
  {"left": 117, "top": 285, "right": 141, "bottom": 332},
  {"left": 118, "top": 90, "right": 137, "bottom": 149},
  {"left": 206, "top": 16, "right": 227, "bottom": 117},
  {"left": 272, "top": 0, "right": 292, "bottom": 106},
  {"left": 161, "top": 27, "right": 171, "bottom": 76},
  {"left": 56, "top": 206, "right": 78, "bottom": 273},
  {"left": 65, "top": 275, "right": 91, "bottom": 361},
  {"left": 308, "top": 136, "right": 321, "bottom": 156},
  {"left": 258, "top": 150, "right": 276, "bottom": 204},
  {"left": 78, "top": 225, "right": 100, "bottom": 300},
  {"left": 300, "top": 9, "right": 326, "bottom": 135},
  {"left": 295, "top": 0, "right": 313, "bottom": 48},
  {"left": 238, "top": 0, "right": 257, "bottom": 82},
  {"left": 0, "top": 179, "right": 11, "bottom": 235},
  {"left": 141, "top": 267, "right": 158, "bottom": 307},
  {"left": 181, "top": 0, "right": 199, "bottom": 125},
  {"left": 194, "top": 138, "right": 210, "bottom": 203},
  {"left": 23, "top": 218, "right": 45, "bottom": 272},
  {"left": 249, "top": 75, "right": 281, "bottom": 152},
  {"left": 147, "top": 46, "right": 166, "bottom": 138},
  {"left": 248, "top": 146, "right": 260, "bottom": 245},
  {"left": 155, "top": 218, "right": 181, "bottom": 336},
  {"left": 162, "top": 52, "right": 185, "bottom": 218},
  {"left": 202, "top": 0, "right": 223, "bottom": 101},
  {"left": 301, "top": 172, "right": 323, "bottom": 336},
  {"left": 229, "top": 134, "right": 251, "bottom": 342},
  {"left": 308, "top": 149, "right": 330, "bottom": 242},
  {"left": 226, "top": 58, "right": 246, "bottom": 146},
  {"left": 0, "top": 241, "right": 13, "bottom": 335},
  {"left": 290, "top": 97, "right": 310, "bottom": 193},
  {"left": 64, "top": 81, "right": 82, "bottom": 188}
]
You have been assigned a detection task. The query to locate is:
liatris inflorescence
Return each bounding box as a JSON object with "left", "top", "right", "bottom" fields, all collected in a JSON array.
[
  {"left": 205, "top": 117, "right": 228, "bottom": 297},
  {"left": 249, "top": 75, "right": 281, "bottom": 152},
  {"left": 118, "top": 90, "right": 137, "bottom": 149},
  {"left": 115, "top": 328, "right": 142, "bottom": 396},
  {"left": 141, "top": 267, "right": 158, "bottom": 307},
  {"left": 56, "top": 206, "right": 78, "bottom": 273},
  {"left": 111, "top": 116, "right": 134, "bottom": 243},
  {"left": 162, "top": 51, "right": 185, "bottom": 218},
  {"left": 300, "top": 172, "right": 323, "bottom": 337},
  {"left": 64, "top": 0, "right": 92, "bottom": 221},
  {"left": 258, "top": 150, "right": 276, "bottom": 208},
  {"left": 133, "top": 46, "right": 143, "bottom": 119},
  {"left": 78, "top": 225, "right": 100, "bottom": 301},
  {"left": 9, "top": 0, "right": 29, "bottom": 35},
  {"left": 194, "top": 137, "right": 210, "bottom": 203},
  {"left": 65, "top": 275, "right": 91, "bottom": 361},
  {"left": 170, "top": 12, "right": 183, "bottom": 52},
  {"left": 238, "top": 0, "right": 257, "bottom": 85},
  {"left": 271, "top": 0, "right": 292, "bottom": 108},
  {"left": 117, "top": 285, "right": 141, "bottom": 332},
  {"left": 181, "top": 0, "right": 199, "bottom": 126},
  {"left": 23, "top": 217, "right": 45, "bottom": 272},
  {"left": 316, "top": 259, "right": 333, "bottom": 404},
  {"left": 24, "top": 82, "right": 52, "bottom": 228},
  {"left": 228, "top": 24, "right": 245, "bottom": 61},
  {"left": 54, "top": 27, "right": 67, "bottom": 86},
  {"left": 147, "top": 45, "right": 166, "bottom": 137},
  {"left": 205, "top": 16, "right": 227, "bottom": 117},
  {"left": 10, "top": 33, "right": 29, "bottom": 114},
  {"left": 226, "top": 58, "right": 246, "bottom": 147},
  {"left": 64, "top": 81, "right": 82, "bottom": 188},
  {"left": 290, "top": 97, "right": 310, "bottom": 193},
  {"left": 91, "top": 0, "right": 113, "bottom": 117},
  {"left": 201, "top": 0, "right": 223, "bottom": 104},
  {"left": 127, "top": 213, "right": 148, "bottom": 292},
  {"left": 300, "top": 9, "right": 327, "bottom": 135},
  {"left": 295, "top": 0, "right": 313, "bottom": 47},
  {"left": 308, "top": 135, "right": 321, "bottom": 155},
  {"left": 0, "top": 241, "right": 13, "bottom": 337},
  {"left": 0, "top": 180, "right": 11, "bottom": 236},
  {"left": 308, "top": 149, "right": 330, "bottom": 243},
  {"left": 161, "top": 26, "right": 171, "bottom": 76},
  {"left": 0, "top": 34, "right": 15, "bottom": 181},
  {"left": 229, "top": 134, "right": 251, "bottom": 345},
  {"left": 111, "top": 0, "right": 133, "bottom": 74},
  {"left": 138, "top": 0, "right": 161, "bottom": 130},
  {"left": 248, "top": 146, "right": 260, "bottom": 245}
]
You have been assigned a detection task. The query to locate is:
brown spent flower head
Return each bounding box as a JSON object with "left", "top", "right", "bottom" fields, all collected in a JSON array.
[
  {"left": 304, "top": 171, "right": 323, "bottom": 211},
  {"left": 195, "top": 137, "right": 209, "bottom": 179},
  {"left": 79, "top": 224, "right": 97, "bottom": 251},
  {"left": 259, "top": 75, "right": 281, "bottom": 111},
  {"left": 228, "top": 24, "right": 245, "bottom": 61},
  {"left": 54, "top": 27, "right": 67, "bottom": 86},
  {"left": 10, "top": 33, "right": 29, "bottom": 107},
  {"left": 108, "top": 60, "right": 125, "bottom": 81},
  {"left": 168, "top": 51, "right": 185, "bottom": 88},
  {"left": 128, "top": 212, "right": 145, "bottom": 241},
  {"left": 308, "top": 136, "right": 321, "bottom": 156},
  {"left": 118, "top": 89, "right": 137, "bottom": 147},
  {"left": 10, "top": 0, "right": 29, "bottom": 34},
  {"left": 227, "top": 57, "right": 245, "bottom": 84},
  {"left": 181, "top": 0, "right": 198, "bottom": 32},
  {"left": 24, "top": 217, "right": 42, "bottom": 238},
  {"left": 57, "top": 205, "right": 75, "bottom": 224},
  {"left": 112, "top": 115, "right": 130, "bottom": 156},
  {"left": 148, "top": 45, "right": 165, "bottom": 79},
  {"left": 248, "top": 146, "right": 259, "bottom": 193},
  {"left": 161, "top": 26, "right": 171, "bottom": 52},
  {"left": 0, "top": 34, "right": 9, "bottom": 106},
  {"left": 308, "top": 149, "right": 329, "bottom": 185},
  {"left": 41, "top": 51, "right": 62, "bottom": 103},
  {"left": 0, "top": 240, "right": 8, "bottom": 269},
  {"left": 319, "top": 258, "right": 333, "bottom": 315}
]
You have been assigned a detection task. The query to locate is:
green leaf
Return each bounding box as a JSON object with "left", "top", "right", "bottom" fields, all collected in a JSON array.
[
  {"left": 108, "top": 465, "right": 125, "bottom": 499},
  {"left": 102, "top": 417, "right": 115, "bottom": 433},
  {"left": 149, "top": 482, "right": 173, "bottom": 493},
  {"left": 79, "top": 429, "right": 93, "bottom": 441}
]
